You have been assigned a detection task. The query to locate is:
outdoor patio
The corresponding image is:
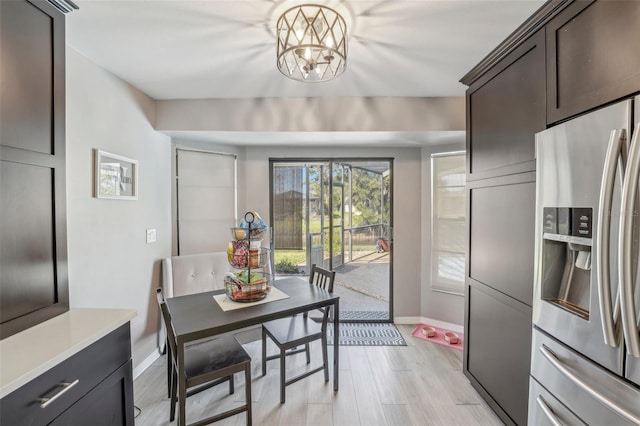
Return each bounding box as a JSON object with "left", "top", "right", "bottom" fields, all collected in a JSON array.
[{"left": 277, "top": 252, "right": 391, "bottom": 321}]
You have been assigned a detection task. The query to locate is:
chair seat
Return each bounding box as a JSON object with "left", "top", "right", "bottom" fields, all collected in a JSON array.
[
  {"left": 184, "top": 334, "right": 251, "bottom": 379},
  {"left": 263, "top": 316, "right": 323, "bottom": 347}
]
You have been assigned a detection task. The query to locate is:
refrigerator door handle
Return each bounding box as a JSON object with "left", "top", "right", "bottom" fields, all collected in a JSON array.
[
  {"left": 535, "top": 396, "right": 564, "bottom": 426},
  {"left": 619, "top": 122, "right": 640, "bottom": 358},
  {"left": 540, "top": 344, "right": 640, "bottom": 424},
  {"left": 597, "top": 129, "right": 626, "bottom": 347}
]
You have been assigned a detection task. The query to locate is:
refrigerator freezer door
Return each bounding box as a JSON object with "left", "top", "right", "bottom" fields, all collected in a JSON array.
[
  {"left": 531, "top": 328, "right": 640, "bottom": 425},
  {"left": 534, "top": 99, "right": 631, "bottom": 374},
  {"left": 529, "top": 377, "right": 587, "bottom": 426}
]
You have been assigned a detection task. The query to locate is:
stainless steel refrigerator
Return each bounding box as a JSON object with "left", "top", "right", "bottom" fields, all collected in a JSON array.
[{"left": 529, "top": 97, "right": 640, "bottom": 425}]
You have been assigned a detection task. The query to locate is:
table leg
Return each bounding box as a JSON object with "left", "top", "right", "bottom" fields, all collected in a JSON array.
[
  {"left": 177, "top": 337, "right": 186, "bottom": 426},
  {"left": 166, "top": 337, "right": 172, "bottom": 398},
  {"left": 333, "top": 298, "right": 339, "bottom": 391}
]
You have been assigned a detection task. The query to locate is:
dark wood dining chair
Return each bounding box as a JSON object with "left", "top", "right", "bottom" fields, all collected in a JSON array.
[
  {"left": 156, "top": 288, "right": 252, "bottom": 425},
  {"left": 261, "top": 264, "right": 335, "bottom": 403}
]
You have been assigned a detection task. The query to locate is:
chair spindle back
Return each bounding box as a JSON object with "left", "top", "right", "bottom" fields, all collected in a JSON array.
[{"left": 309, "top": 264, "right": 335, "bottom": 293}]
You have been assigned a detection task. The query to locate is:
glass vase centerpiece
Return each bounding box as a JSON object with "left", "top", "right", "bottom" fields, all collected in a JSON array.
[{"left": 225, "top": 211, "right": 273, "bottom": 302}]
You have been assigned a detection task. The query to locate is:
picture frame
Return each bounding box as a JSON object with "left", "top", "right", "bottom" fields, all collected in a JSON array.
[{"left": 94, "top": 149, "right": 138, "bottom": 200}]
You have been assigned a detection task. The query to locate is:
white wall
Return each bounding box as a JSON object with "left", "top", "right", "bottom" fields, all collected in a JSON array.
[
  {"left": 158, "top": 94, "right": 468, "bottom": 325},
  {"left": 156, "top": 97, "right": 465, "bottom": 132},
  {"left": 166, "top": 139, "right": 469, "bottom": 324},
  {"left": 420, "top": 141, "right": 466, "bottom": 325},
  {"left": 242, "top": 145, "right": 423, "bottom": 318},
  {"left": 65, "top": 48, "right": 172, "bottom": 370}
]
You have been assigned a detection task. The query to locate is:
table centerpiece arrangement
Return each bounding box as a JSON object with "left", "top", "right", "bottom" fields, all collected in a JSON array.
[{"left": 225, "top": 211, "right": 272, "bottom": 302}]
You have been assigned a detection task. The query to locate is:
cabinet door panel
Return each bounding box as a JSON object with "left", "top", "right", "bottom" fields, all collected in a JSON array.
[
  {"left": 0, "top": 0, "right": 53, "bottom": 155},
  {"left": 467, "top": 30, "right": 545, "bottom": 180},
  {"left": 0, "top": 0, "right": 68, "bottom": 339},
  {"left": 467, "top": 284, "right": 532, "bottom": 426},
  {"left": 50, "top": 360, "right": 134, "bottom": 426},
  {"left": 469, "top": 181, "right": 535, "bottom": 305},
  {"left": 0, "top": 161, "right": 56, "bottom": 323},
  {"left": 547, "top": 0, "right": 640, "bottom": 123}
]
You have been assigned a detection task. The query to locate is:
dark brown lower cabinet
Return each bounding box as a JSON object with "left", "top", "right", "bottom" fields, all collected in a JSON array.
[
  {"left": 50, "top": 361, "right": 134, "bottom": 426},
  {"left": 465, "top": 283, "right": 532, "bottom": 426},
  {"left": 0, "top": 323, "right": 134, "bottom": 426},
  {"left": 464, "top": 174, "right": 536, "bottom": 425}
]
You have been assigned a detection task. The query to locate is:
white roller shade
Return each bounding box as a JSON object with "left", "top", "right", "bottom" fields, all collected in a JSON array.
[
  {"left": 431, "top": 151, "right": 466, "bottom": 295},
  {"left": 177, "top": 149, "right": 236, "bottom": 254}
]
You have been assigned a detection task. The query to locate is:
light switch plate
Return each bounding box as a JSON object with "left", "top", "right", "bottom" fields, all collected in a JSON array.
[{"left": 146, "top": 228, "right": 157, "bottom": 243}]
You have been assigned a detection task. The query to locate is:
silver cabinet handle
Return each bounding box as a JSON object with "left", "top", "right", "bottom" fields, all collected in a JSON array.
[
  {"left": 540, "top": 345, "right": 640, "bottom": 424},
  {"left": 536, "top": 395, "right": 564, "bottom": 426},
  {"left": 619, "top": 123, "right": 640, "bottom": 358},
  {"left": 36, "top": 379, "right": 79, "bottom": 408},
  {"left": 597, "top": 129, "right": 626, "bottom": 347}
]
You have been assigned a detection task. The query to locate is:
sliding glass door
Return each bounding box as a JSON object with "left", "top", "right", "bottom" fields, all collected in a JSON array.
[{"left": 270, "top": 159, "right": 392, "bottom": 322}]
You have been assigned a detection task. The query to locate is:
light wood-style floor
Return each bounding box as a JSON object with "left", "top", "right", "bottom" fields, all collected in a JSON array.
[{"left": 133, "top": 324, "right": 503, "bottom": 426}]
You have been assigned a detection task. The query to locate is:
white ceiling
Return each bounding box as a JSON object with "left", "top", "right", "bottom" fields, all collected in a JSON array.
[{"left": 66, "top": 0, "right": 544, "bottom": 146}]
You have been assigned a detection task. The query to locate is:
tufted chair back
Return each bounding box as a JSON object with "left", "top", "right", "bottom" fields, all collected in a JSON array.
[
  {"left": 159, "top": 252, "right": 230, "bottom": 351},
  {"left": 162, "top": 252, "right": 230, "bottom": 298}
]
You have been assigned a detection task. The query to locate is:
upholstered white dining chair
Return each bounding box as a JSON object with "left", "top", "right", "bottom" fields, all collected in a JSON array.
[{"left": 160, "top": 251, "right": 231, "bottom": 395}]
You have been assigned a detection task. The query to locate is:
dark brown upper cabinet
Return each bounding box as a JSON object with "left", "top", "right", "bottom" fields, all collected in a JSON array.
[
  {"left": 466, "top": 30, "right": 546, "bottom": 182},
  {"left": 546, "top": 0, "right": 640, "bottom": 124},
  {"left": 0, "top": 0, "right": 68, "bottom": 339}
]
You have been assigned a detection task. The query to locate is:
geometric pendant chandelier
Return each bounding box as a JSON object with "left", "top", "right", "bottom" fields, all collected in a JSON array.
[{"left": 276, "top": 4, "right": 347, "bottom": 82}]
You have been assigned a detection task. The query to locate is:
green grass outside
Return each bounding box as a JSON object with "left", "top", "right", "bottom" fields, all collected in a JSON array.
[
  {"left": 275, "top": 244, "right": 376, "bottom": 263},
  {"left": 274, "top": 241, "right": 380, "bottom": 274},
  {"left": 273, "top": 249, "right": 305, "bottom": 274},
  {"left": 274, "top": 249, "right": 306, "bottom": 265}
]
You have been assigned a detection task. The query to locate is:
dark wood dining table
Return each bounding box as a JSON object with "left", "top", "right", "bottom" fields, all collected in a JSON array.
[{"left": 165, "top": 276, "right": 340, "bottom": 426}]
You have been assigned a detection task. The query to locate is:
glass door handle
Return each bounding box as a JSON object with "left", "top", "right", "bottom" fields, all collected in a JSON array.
[
  {"left": 619, "top": 123, "right": 640, "bottom": 358},
  {"left": 597, "top": 129, "right": 626, "bottom": 347}
]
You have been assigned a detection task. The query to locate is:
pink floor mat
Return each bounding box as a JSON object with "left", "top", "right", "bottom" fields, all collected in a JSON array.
[{"left": 411, "top": 323, "right": 464, "bottom": 351}]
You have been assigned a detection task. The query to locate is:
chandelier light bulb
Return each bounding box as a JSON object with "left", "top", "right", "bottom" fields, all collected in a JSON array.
[{"left": 325, "top": 36, "right": 334, "bottom": 48}]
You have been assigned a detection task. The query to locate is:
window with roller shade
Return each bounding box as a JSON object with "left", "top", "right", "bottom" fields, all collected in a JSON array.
[
  {"left": 177, "top": 149, "right": 237, "bottom": 254},
  {"left": 431, "top": 151, "right": 466, "bottom": 295}
]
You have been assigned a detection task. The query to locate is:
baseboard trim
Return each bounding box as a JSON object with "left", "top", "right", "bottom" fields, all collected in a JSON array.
[
  {"left": 133, "top": 350, "right": 161, "bottom": 380},
  {"left": 393, "top": 316, "right": 422, "bottom": 325},
  {"left": 394, "top": 316, "right": 464, "bottom": 333}
]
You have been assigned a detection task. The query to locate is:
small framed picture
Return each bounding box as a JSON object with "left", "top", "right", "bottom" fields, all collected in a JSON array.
[{"left": 94, "top": 149, "right": 138, "bottom": 200}]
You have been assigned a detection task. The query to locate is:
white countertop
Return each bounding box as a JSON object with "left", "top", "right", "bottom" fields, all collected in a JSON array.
[{"left": 0, "top": 308, "right": 136, "bottom": 399}]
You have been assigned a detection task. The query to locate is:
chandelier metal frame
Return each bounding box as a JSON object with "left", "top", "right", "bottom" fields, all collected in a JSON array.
[{"left": 276, "top": 4, "right": 347, "bottom": 82}]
